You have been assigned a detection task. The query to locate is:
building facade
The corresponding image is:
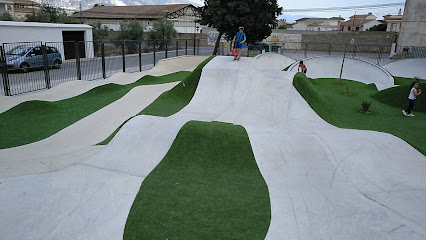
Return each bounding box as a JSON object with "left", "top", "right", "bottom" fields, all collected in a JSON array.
[
  {"left": 383, "top": 9, "right": 403, "bottom": 33},
  {"left": 0, "top": 0, "right": 40, "bottom": 21},
  {"left": 339, "top": 13, "right": 381, "bottom": 31},
  {"left": 397, "top": 0, "right": 426, "bottom": 48},
  {"left": 72, "top": 4, "right": 201, "bottom": 34}
]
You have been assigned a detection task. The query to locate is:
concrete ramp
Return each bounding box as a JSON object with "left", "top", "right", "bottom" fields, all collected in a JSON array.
[
  {"left": 382, "top": 58, "right": 426, "bottom": 79},
  {"left": 288, "top": 56, "right": 395, "bottom": 90},
  {"left": 1, "top": 55, "right": 425, "bottom": 239}
]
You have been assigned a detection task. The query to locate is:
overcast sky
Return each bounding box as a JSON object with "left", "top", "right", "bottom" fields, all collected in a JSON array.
[{"left": 277, "top": 0, "right": 406, "bottom": 21}]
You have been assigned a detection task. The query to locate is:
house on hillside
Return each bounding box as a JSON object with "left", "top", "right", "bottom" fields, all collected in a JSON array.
[
  {"left": 339, "top": 13, "right": 381, "bottom": 31},
  {"left": 383, "top": 9, "right": 403, "bottom": 32},
  {"left": 72, "top": 4, "right": 200, "bottom": 34},
  {"left": 290, "top": 17, "right": 344, "bottom": 31},
  {"left": 0, "top": 0, "right": 40, "bottom": 21}
]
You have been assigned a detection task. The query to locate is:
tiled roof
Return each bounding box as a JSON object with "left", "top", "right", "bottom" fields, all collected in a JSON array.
[
  {"left": 340, "top": 19, "right": 375, "bottom": 27},
  {"left": 72, "top": 4, "right": 194, "bottom": 20}
]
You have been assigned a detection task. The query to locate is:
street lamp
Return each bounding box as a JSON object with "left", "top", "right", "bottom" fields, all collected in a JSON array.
[{"left": 164, "top": 10, "right": 169, "bottom": 58}]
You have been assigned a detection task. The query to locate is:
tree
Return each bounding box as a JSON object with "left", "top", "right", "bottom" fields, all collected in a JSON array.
[
  {"left": 367, "top": 23, "right": 387, "bottom": 31},
  {"left": 147, "top": 19, "right": 177, "bottom": 50},
  {"left": 0, "top": 12, "right": 14, "bottom": 21},
  {"left": 200, "top": 0, "right": 282, "bottom": 55},
  {"left": 25, "top": 4, "right": 78, "bottom": 23},
  {"left": 90, "top": 22, "right": 109, "bottom": 56},
  {"left": 278, "top": 25, "right": 287, "bottom": 30},
  {"left": 115, "top": 20, "right": 144, "bottom": 54}
]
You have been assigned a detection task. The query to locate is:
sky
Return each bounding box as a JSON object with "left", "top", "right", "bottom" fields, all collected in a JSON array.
[{"left": 277, "top": 0, "right": 406, "bottom": 22}]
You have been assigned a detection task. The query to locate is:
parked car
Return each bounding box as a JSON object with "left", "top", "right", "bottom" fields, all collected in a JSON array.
[{"left": 5, "top": 45, "right": 62, "bottom": 73}]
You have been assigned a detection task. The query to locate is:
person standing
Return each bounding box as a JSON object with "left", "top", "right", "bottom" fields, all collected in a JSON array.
[
  {"left": 402, "top": 81, "right": 422, "bottom": 117},
  {"left": 232, "top": 27, "right": 246, "bottom": 61}
]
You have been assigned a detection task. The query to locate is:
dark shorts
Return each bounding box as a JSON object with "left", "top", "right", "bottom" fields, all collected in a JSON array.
[
  {"left": 235, "top": 43, "right": 243, "bottom": 49},
  {"left": 302, "top": 68, "right": 307, "bottom": 73}
]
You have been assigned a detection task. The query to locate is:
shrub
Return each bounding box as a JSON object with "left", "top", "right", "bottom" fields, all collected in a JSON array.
[{"left": 361, "top": 100, "right": 372, "bottom": 113}]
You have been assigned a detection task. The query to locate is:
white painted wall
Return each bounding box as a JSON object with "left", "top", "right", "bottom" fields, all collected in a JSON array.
[
  {"left": 0, "top": 21, "right": 94, "bottom": 60},
  {"left": 363, "top": 20, "right": 382, "bottom": 31}
]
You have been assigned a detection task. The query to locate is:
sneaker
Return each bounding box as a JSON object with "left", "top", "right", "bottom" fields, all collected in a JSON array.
[
  {"left": 402, "top": 110, "right": 407, "bottom": 116},
  {"left": 237, "top": 58, "right": 240, "bottom": 61},
  {"left": 408, "top": 113, "right": 415, "bottom": 117}
]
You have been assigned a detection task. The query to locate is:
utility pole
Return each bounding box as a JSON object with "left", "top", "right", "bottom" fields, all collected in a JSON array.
[{"left": 79, "top": 0, "right": 82, "bottom": 21}]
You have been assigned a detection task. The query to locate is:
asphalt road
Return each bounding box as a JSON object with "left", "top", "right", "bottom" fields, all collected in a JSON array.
[{"left": 1, "top": 47, "right": 215, "bottom": 96}]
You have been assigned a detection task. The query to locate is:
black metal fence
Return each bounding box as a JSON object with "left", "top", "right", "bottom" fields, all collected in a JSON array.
[
  {"left": 2, "top": 39, "right": 425, "bottom": 96},
  {"left": 0, "top": 39, "right": 203, "bottom": 96}
]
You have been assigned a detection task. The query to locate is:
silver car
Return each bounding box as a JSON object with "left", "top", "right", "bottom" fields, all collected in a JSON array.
[{"left": 5, "top": 45, "right": 62, "bottom": 73}]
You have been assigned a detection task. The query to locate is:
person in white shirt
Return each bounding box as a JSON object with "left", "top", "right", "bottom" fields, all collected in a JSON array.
[{"left": 402, "top": 81, "right": 422, "bottom": 117}]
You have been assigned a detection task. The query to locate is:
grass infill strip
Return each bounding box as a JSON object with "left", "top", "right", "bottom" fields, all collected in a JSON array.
[
  {"left": 124, "top": 120, "right": 271, "bottom": 239},
  {"left": 293, "top": 73, "right": 426, "bottom": 155},
  {"left": 0, "top": 71, "right": 190, "bottom": 149},
  {"left": 97, "top": 56, "right": 215, "bottom": 145}
]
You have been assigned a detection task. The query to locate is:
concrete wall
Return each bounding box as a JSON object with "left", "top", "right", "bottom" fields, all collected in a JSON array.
[{"left": 398, "top": 0, "right": 426, "bottom": 47}]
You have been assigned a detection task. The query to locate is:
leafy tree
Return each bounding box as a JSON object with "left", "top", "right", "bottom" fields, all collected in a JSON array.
[
  {"left": 200, "top": 0, "right": 282, "bottom": 54},
  {"left": 115, "top": 20, "right": 144, "bottom": 54},
  {"left": 278, "top": 25, "right": 287, "bottom": 30},
  {"left": 0, "top": 12, "right": 14, "bottom": 21},
  {"left": 147, "top": 18, "right": 177, "bottom": 50},
  {"left": 90, "top": 22, "right": 109, "bottom": 56},
  {"left": 25, "top": 4, "right": 78, "bottom": 23},
  {"left": 367, "top": 23, "right": 387, "bottom": 31}
]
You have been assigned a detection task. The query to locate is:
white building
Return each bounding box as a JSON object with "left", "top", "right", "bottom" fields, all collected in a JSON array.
[
  {"left": 0, "top": 21, "right": 94, "bottom": 60},
  {"left": 290, "top": 17, "right": 344, "bottom": 31}
]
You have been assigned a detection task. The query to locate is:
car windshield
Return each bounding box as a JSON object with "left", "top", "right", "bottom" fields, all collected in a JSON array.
[{"left": 6, "top": 46, "right": 32, "bottom": 56}]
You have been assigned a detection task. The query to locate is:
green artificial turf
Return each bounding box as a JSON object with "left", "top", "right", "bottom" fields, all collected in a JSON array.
[
  {"left": 98, "top": 56, "right": 215, "bottom": 145},
  {"left": 140, "top": 56, "right": 215, "bottom": 117},
  {"left": 372, "top": 82, "right": 426, "bottom": 113},
  {"left": 282, "top": 62, "right": 295, "bottom": 71},
  {"left": 123, "top": 120, "right": 271, "bottom": 240},
  {"left": 393, "top": 76, "right": 425, "bottom": 86},
  {"left": 0, "top": 71, "right": 190, "bottom": 149},
  {"left": 293, "top": 73, "right": 426, "bottom": 155}
]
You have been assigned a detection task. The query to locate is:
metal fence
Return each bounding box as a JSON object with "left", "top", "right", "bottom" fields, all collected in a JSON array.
[
  {"left": 219, "top": 41, "right": 425, "bottom": 67},
  {"left": 0, "top": 39, "right": 204, "bottom": 96},
  {"left": 1, "top": 39, "right": 425, "bottom": 96}
]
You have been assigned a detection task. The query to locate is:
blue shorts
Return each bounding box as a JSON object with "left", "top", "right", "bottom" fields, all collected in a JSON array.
[{"left": 235, "top": 43, "right": 243, "bottom": 49}]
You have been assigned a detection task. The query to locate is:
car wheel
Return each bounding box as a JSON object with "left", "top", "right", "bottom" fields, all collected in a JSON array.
[
  {"left": 53, "top": 59, "right": 61, "bottom": 69},
  {"left": 20, "top": 63, "right": 30, "bottom": 73}
]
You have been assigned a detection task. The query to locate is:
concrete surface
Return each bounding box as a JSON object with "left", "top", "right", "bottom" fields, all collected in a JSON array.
[
  {"left": 1, "top": 54, "right": 425, "bottom": 239},
  {"left": 288, "top": 56, "right": 395, "bottom": 90},
  {"left": 382, "top": 58, "right": 426, "bottom": 79},
  {"left": 0, "top": 55, "right": 209, "bottom": 114}
]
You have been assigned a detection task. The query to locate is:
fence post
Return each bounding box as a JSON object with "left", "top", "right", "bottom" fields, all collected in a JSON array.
[
  {"left": 41, "top": 45, "right": 51, "bottom": 89},
  {"left": 185, "top": 40, "right": 188, "bottom": 55},
  {"left": 176, "top": 40, "right": 179, "bottom": 57},
  {"left": 139, "top": 41, "right": 142, "bottom": 72},
  {"left": 304, "top": 42, "right": 308, "bottom": 58},
  {"left": 328, "top": 43, "right": 332, "bottom": 55},
  {"left": 101, "top": 42, "right": 106, "bottom": 79},
  {"left": 153, "top": 41, "right": 156, "bottom": 66},
  {"left": 197, "top": 39, "right": 200, "bottom": 55},
  {"left": 165, "top": 39, "right": 168, "bottom": 58},
  {"left": 122, "top": 41, "right": 125, "bottom": 72},
  {"left": 0, "top": 46, "right": 11, "bottom": 96},
  {"left": 193, "top": 39, "right": 196, "bottom": 55},
  {"left": 75, "top": 42, "right": 81, "bottom": 80},
  {"left": 377, "top": 45, "right": 383, "bottom": 66}
]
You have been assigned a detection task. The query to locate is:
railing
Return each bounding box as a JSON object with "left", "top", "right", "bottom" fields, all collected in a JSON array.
[
  {"left": 0, "top": 39, "right": 204, "bottom": 96},
  {"left": 1, "top": 39, "right": 424, "bottom": 96}
]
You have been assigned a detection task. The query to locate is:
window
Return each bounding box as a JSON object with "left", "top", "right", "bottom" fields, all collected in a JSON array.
[
  {"left": 391, "top": 23, "right": 397, "bottom": 32},
  {"left": 348, "top": 27, "right": 351, "bottom": 31},
  {"left": 356, "top": 27, "right": 360, "bottom": 31}
]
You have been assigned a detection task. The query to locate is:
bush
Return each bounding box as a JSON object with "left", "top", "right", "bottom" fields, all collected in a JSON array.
[
  {"left": 361, "top": 100, "right": 372, "bottom": 113},
  {"left": 115, "top": 20, "right": 144, "bottom": 54},
  {"left": 0, "top": 12, "right": 13, "bottom": 21}
]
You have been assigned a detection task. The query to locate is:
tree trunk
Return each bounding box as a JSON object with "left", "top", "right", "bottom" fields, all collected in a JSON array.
[{"left": 213, "top": 31, "right": 222, "bottom": 55}]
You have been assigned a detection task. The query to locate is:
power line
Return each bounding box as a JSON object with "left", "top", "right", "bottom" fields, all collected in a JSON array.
[{"left": 283, "top": 2, "right": 405, "bottom": 13}]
